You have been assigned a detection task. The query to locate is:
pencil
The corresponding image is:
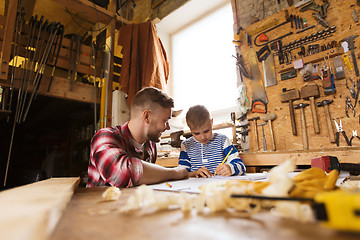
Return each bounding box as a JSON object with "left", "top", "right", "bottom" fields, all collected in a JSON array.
[
  {"left": 220, "top": 147, "right": 233, "bottom": 165},
  {"left": 214, "top": 147, "right": 233, "bottom": 176},
  {"left": 166, "top": 182, "right": 172, "bottom": 188}
]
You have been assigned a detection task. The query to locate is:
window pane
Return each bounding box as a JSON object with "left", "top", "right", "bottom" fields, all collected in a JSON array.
[{"left": 172, "top": 4, "right": 237, "bottom": 114}]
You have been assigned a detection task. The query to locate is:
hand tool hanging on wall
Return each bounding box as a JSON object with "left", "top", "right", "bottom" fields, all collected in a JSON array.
[
  {"left": 300, "top": 0, "right": 329, "bottom": 18},
  {"left": 8, "top": 7, "right": 25, "bottom": 115},
  {"left": 4, "top": 5, "right": 25, "bottom": 187},
  {"left": 248, "top": 117, "right": 260, "bottom": 151},
  {"left": 281, "top": 88, "right": 300, "bottom": 135},
  {"left": 341, "top": 35, "right": 359, "bottom": 77},
  {"left": 249, "top": 47, "right": 268, "bottom": 113},
  {"left": 262, "top": 52, "right": 277, "bottom": 87},
  {"left": 334, "top": 119, "right": 351, "bottom": 147},
  {"left": 67, "top": 34, "right": 82, "bottom": 91},
  {"left": 350, "top": 130, "right": 360, "bottom": 146},
  {"left": 47, "top": 24, "right": 65, "bottom": 92},
  {"left": 258, "top": 122, "right": 267, "bottom": 151},
  {"left": 317, "top": 99, "right": 335, "bottom": 143},
  {"left": 16, "top": 15, "right": 36, "bottom": 123},
  {"left": 261, "top": 113, "right": 276, "bottom": 151},
  {"left": 22, "top": 22, "right": 61, "bottom": 122},
  {"left": 345, "top": 96, "right": 355, "bottom": 118},
  {"left": 294, "top": 103, "right": 310, "bottom": 150},
  {"left": 301, "top": 84, "right": 320, "bottom": 134},
  {"left": 253, "top": 10, "right": 293, "bottom": 47}
]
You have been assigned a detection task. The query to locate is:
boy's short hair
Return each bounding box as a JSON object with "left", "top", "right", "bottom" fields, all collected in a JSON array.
[
  {"left": 186, "top": 105, "right": 211, "bottom": 129},
  {"left": 131, "top": 87, "right": 174, "bottom": 115}
]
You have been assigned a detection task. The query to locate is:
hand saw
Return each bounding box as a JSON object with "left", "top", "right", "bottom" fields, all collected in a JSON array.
[{"left": 249, "top": 47, "right": 268, "bottom": 113}]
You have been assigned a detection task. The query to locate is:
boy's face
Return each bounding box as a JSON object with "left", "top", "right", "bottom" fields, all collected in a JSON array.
[{"left": 189, "top": 118, "right": 213, "bottom": 144}]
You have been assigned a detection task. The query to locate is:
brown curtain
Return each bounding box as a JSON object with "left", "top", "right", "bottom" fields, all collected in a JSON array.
[{"left": 118, "top": 21, "right": 169, "bottom": 106}]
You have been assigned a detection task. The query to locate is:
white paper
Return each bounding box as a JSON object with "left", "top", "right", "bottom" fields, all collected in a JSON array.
[{"left": 148, "top": 173, "right": 268, "bottom": 194}]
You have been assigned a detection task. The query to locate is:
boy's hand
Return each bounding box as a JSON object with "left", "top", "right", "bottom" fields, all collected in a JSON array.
[
  {"left": 192, "top": 166, "right": 213, "bottom": 178},
  {"left": 214, "top": 164, "right": 231, "bottom": 176}
]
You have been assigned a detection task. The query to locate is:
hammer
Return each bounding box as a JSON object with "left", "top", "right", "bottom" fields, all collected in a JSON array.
[
  {"left": 258, "top": 122, "right": 267, "bottom": 151},
  {"left": 281, "top": 88, "right": 300, "bottom": 135},
  {"left": 341, "top": 35, "right": 359, "bottom": 76},
  {"left": 294, "top": 103, "right": 310, "bottom": 150},
  {"left": 248, "top": 116, "right": 260, "bottom": 151},
  {"left": 301, "top": 84, "right": 320, "bottom": 134},
  {"left": 261, "top": 113, "right": 276, "bottom": 151},
  {"left": 317, "top": 99, "right": 336, "bottom": 143}
]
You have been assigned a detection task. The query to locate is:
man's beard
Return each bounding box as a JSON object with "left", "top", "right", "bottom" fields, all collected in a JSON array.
[{"left": 147, "top": 130, "right": 161, "bottom": 142}]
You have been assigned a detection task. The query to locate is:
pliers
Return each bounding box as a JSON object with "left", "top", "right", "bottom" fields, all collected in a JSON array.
[
  {"left": 350, "top": 130, "right": 360, "bottom": 146},
  {"left": 346, "top": 78, "right": 357, "bottom": 99},
  {"left": 334, "top": 120, "right": 351, "bottom": 147},
  {"left": 345, "top": 97, "right": 355, "bottom": 118}
]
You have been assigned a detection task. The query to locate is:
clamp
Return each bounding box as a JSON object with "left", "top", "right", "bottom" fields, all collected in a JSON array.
[
  {"left": 346, "top": 78, "right": 357, "bottom": 99},
  {"left": 345, "top": 97, "right": 355, "bottom": 118},
  {"left": 334, "top": 120, "right": 351, "bottom": 146},
  {"left": 350, "top": 130, "right": 360, "bottom": 146}
]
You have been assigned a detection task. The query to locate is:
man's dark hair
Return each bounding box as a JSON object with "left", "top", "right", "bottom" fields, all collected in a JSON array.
[
  {"left": 186, "top": 105, "right": 211, "bottom": 129},
  {"left": 131, "top": 87, "right": 174, "bottom": 112}
]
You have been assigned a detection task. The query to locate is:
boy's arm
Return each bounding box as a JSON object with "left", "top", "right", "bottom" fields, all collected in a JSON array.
[
  {"left": 178, "top": 142, "right": 191, "bottom": 171},
  {"left": 223, "top": 138, "right": 246, "bottom": 175}
]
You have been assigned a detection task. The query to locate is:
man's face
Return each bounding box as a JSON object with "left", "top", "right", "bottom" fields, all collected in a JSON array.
[
  {"left": 189, "top": 119, "right": 213, "bottom": 144},
  {"left": 147, "top": 106, "right": 172, "bottom": 142}
]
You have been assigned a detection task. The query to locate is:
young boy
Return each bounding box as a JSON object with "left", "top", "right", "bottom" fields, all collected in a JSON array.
[{"left": 178, "top": 105, "right": 246, "bottom": 178}]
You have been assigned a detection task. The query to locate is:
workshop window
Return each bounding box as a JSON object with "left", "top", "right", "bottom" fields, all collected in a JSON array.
[{"left": 171, "top": 3, "right": 238, "bottom": 121}]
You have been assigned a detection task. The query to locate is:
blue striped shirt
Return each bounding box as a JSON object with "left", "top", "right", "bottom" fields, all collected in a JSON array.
[{"left": 178, "top": 133, "right": 246, "bottom": 175}]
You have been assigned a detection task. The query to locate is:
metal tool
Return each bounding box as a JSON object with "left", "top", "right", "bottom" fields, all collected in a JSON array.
[
  {"left": 258, "top": 122, "right": 267, "bottom": 151},
  {"left": 345, "top": 96, "right": 355, "bottom": 118},
  {"left": 317, "top": 100, "right": 335, "bottom": 143},
  {"left": 249, "top": 47, "right": 268, "bottom": 113},
  {"left": 294, "top": 103, "right": 310, "bottom": 150},
  {"left": 301, "top": 84, "right": 320, "bottom": 134},
  {"left": 262, "top": 52, "right": 277, "bottom": 87},
  {"left": 341, "top": 35, "right": 359, "bottom": 77},
  {"left": 281, "top": 88, "right": 300, "bottom": 135},
  {"left": 334, "top": 119, "right": 351, "bottom": 147},
  {"left": 261, "top": 113, "right": 276, "bottom": 151},
  {"left": 248, "top": 117, "right": 260, "bottom": 151},
  {"left": 47, "top": 24, "right": 65, "bottom": 92},
  {"left": 350, "top": 130, "right": 360, "bottom": 146}
]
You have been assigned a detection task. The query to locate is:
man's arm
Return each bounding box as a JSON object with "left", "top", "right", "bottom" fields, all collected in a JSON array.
[{"left": 138, "top": 161, "right": 188, "bottom": 185}]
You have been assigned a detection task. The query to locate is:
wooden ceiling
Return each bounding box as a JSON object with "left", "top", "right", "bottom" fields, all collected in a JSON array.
[{"left": 4, "top": 0, "right": 189, "bottom": 37}]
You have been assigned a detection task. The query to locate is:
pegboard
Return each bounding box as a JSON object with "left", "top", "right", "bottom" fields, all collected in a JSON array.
[{"left": 239, "top": 0, "right": 360, "bottom": 153}]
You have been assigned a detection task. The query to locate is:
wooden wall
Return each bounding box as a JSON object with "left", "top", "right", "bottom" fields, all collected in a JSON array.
[{"left": 239, "top": 0, "right": 360, "bottom": 154}]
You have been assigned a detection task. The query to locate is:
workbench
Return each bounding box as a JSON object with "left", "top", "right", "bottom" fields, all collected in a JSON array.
[
  {"left": 1, "top": 177, "right": 360, "bottom": 239},
  {"left": 50, "top": 185, "right": 360, "bottom": 240}
]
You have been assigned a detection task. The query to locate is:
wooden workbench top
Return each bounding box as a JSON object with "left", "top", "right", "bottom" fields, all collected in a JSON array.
[{"left": 50, "top": 186, "right": 360, "bottom": 240}]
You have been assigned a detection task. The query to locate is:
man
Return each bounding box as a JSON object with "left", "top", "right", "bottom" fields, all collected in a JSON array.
[{"left": 87, "top": 87, "right": 188, "bottom": 187}]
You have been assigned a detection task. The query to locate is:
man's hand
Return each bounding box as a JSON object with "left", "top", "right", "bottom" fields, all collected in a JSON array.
[
  {"left": 214, "top": 164, "right": 231, "bottom": 176},
  {"left": 191, "top": 166, "right": 213, "bottom": 178}
]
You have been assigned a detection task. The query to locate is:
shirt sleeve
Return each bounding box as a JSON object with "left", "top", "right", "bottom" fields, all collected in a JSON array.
[
  {"left": 90, "top": 128, "right": 143, "bottom": 187},
  {"left": 178, "top": 141, "right": 191, "bottom": 172},
  {"left": 223, "top": 137, "right": 246, "bottom": 175}
]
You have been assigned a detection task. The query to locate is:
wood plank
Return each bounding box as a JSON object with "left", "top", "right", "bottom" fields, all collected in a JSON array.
[
  {"left": 0, "top": 69, "right": 101, "bottom": 104},
  {"left": 0, "top": 178, "right": 80, "bottom": 240},
  {"left": 0, "top": 15, "right": 6, "bottom": 26},
  {"left": 50, "top": 186, "right": 360, "bottom": 240},
  {"left": 156, "top": 147, "right": 360, "bottom": 170},
  {"left": 241, "top": 147, "right": 360, "bottom": 166},
  {"left": 0, "top": 0, "right": 17, "bottom": 81}
]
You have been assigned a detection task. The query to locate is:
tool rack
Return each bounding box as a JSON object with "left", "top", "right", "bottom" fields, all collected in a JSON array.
[
  {"left": 0, "top": 0, "right": 130, "bottom": 127},
  {"left": 238, "top": 0, "right": 360, "bottom": 169}
]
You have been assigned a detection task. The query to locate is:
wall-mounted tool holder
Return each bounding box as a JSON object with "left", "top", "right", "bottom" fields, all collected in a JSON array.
[{"left": 239, "top": 0, "right": 360, "bottom": 154}]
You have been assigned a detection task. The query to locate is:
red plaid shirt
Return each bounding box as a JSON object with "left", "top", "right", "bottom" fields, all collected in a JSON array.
[{"left": 86, "top": 122, "right": 157, "bottom": 188}]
